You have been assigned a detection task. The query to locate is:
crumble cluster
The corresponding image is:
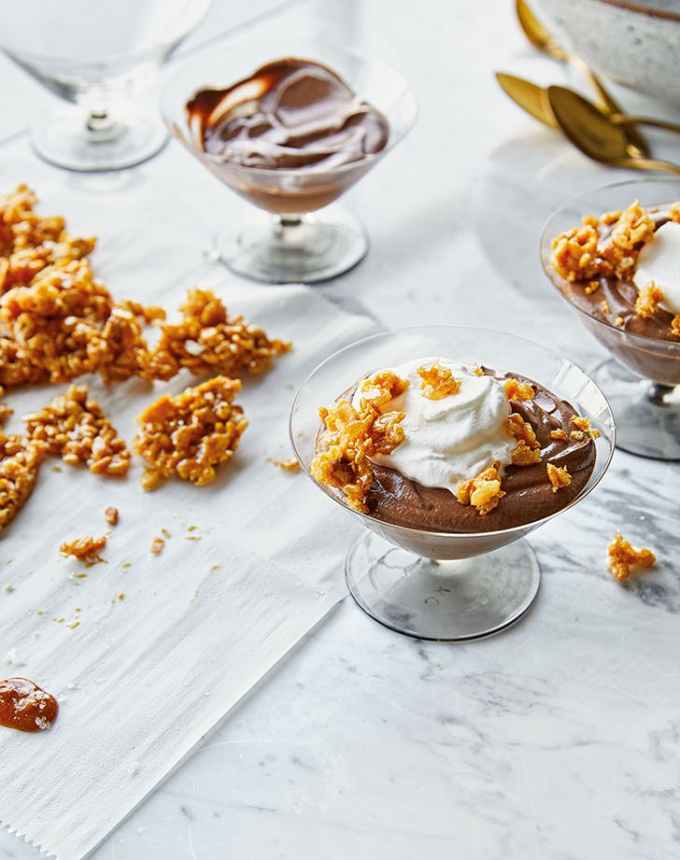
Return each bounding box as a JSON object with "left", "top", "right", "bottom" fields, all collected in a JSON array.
[
  {"left": 607, "top": 531, "right": 656, "bottom": 582},
  {"left": 59, "top": 534, "right": 108, "bottom": 566},
  {"left": 455, "top": 462, "right": 505, "bottom": 515},
  {"left": 0, "top": 433, "right": 45, "bottom": 531},
  {"left": 134, "top": 376, "right": 248, "bottom": 491},
  {"left": 311, "top": 370, "right": 408, "bottom": 512},
  {"left": 25, "top": 385, "right": 130, "bottom": 477},
  {"left": 550, "top": 199, "right": 680, "bottom": 337},
  {"left": 417, "top": 363, "right": 461, "bottom": 400}
]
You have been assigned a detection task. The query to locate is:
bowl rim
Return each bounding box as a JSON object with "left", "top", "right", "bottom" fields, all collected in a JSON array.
[
  {"left": 593, "top": 0, "right": 680, "bottom": 23},
  {"left": 540, "top": 176, "right": 680, "bottom": 356},
  {"left": 289, "top": 324, "right": 616, "bottom": 541},
  {"left": 161, "top": 41, "right": 419, "bottom": 180}
]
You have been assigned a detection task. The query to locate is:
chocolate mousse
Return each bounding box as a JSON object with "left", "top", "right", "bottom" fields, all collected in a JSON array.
[
  {"left": 550, "top": 201, "right": 680, "bottom": 342},
  {"left": 311, "top": 360, "right": 597, "bottom": 534},
  {"left": 186, "top": 57, "right": 389, "bottom": 169}
]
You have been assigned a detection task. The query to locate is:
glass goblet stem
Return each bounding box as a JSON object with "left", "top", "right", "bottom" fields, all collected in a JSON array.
[{"left": 85, "top": 108, "right": 126, "bottom": 143}]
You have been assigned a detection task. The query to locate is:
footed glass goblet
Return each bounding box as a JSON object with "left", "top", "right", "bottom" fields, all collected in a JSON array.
[
  {"left": 0, "top": 0, "right": 211, "bottom": 172},
  {"left": 161, "top": 36, "right": 417, "bottom": 284},
  {"left": 290, "top": 327, "right": 615, "bottom": 642},
  {"left": 542, "top": 178, "right": 680, "bottom": 461}
]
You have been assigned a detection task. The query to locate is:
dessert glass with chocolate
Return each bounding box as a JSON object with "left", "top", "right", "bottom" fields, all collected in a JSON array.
[
  {"left": 161, "top": 37, "right": 416, "bottom": 283},
  {"left": 290, "top": 327, "right": 614, "bottom": 641},
  {"left": 542, "top": 179, "right": 680, "bottom": 460}
]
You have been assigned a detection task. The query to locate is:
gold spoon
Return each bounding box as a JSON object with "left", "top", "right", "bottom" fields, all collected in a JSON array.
[
  {"left": 497, "top": 73, "right": 680, "bottom": 136},
  {"left": 547, "top": 85, "right": 680, "bottom": 175},
  {"left": 515, "top": 0, "right": 649, "bottom": 158}
]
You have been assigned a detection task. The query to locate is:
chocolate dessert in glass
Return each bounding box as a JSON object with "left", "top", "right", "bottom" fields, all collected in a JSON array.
[
  {"left": 290, "top": 327, "right": 614, "bottom": 641},
  {"left": 161, "top": 37, "right": 417, "bottom": 284},
  {"left": 542, "top": 179, "right": 680, "bottom": 460}
]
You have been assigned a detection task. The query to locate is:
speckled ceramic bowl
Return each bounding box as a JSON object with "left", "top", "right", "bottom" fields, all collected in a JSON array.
[{"left": 534, "top": 0, "right": 680, "bottom": 110}]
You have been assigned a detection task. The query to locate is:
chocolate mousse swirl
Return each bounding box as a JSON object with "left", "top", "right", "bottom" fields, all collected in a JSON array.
[
  {"left": 186, "top": 58, "right": 389, "bottom": 170},
  {"left": 366, "top": 373, "right": 595, "bottom": 533}
]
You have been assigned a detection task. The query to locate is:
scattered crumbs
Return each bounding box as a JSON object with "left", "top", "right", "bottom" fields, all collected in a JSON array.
[
  {"left": 160, "top": 528, "right": 172, "bottom": 540},
  {"left": 36, "top": 608, "right": 45, "bottom": 616},
  {"left": 3, "top": 583, "right": 15, "bottom": 594},
  {"left": 121, "top": 561, "right": 132, "bottom": 571},
  {"left": 51, "top": 465, "right": 63, "bottom": 473},
  {"left": 186, "top": 535, "right": 202, "bottom": 542},
  {"left": 113, "top": 591, "right": 126, "bottom": 603},
  {"left": 151, "top": 536, "right": 165, "bottom": 555},
  {"left": 210, "top": 564, "right": 221, "bottom": 573},
  {"left": 54, "top": 617, "right": 65, "bottom": 624},
  {"left": 187, "top": 525, "right": 199, "bottom": 533},
  {"left": 104, "top": 506, "right": 119, "bottom": 526},
  {"left": 74, "top": 607, "right": 81, "bottom": 613},
  {"left": 70, "top": 571, "right": 88, "bottom": 581},
  {"left": 268, "top": 457, "right": 301, "bottom": 473},
  {"left": 66, "top": 620, "right": 80, "bottom": 630}
]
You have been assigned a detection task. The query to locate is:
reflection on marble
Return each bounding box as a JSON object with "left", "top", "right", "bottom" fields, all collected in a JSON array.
[{"left": 1, "top": 0, "right": 679, "bottom": 858}]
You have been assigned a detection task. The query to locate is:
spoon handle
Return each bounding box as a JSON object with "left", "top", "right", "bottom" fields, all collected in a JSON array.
[
  {"left": 620, "top": 157, "right": 680, "bottom": 177},
  {"left": 613, "top": 114, "right": 680, "bottom": 135}
]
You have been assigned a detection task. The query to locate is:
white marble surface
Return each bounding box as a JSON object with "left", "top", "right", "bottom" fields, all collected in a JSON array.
[{"left": 1, "top": 1, "right": 679, "bottom": 858}]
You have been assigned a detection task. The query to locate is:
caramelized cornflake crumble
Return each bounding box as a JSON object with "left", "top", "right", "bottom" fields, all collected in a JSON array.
[
  {"left": 0, "top": 433, "right": 45, "bottom": 531},
  {"left": 60, "top": 535, "right": 108, "bottom": 567},
  {"left": 150, "top": 537, "right": 165, "bottom": 555},
  {"left": 135, "top": 376, "right": 248, "bottom": 491},
  {"left": 455, "top": 462, "right": 505, "bottom": 516},
  {"left": 546, "top": 463, "right": 572, "bottom": 493},
  {"left": 607, "top": 531, "right": 656, "bottom": 583},
  {"left": 25, "top": 385, "right": 131, "bottom": 477},
  {"left": 671, "top": 315, "right": 680, "bottom": 337},
  {"left": 269, "top": 457, "right": 301, "bottom": 473},
  {"left": 550, "top": 201, "right": 655, "bottom": 283},
  {"left": 570, "top": 415, "right": 600, "bottom": 440},
  {"left": 142, "top": 289, "right": 291, "bottom": 382},
  {"left": 550, "top": 428, "right": 568, "bottom": 441},
  {"left": 104, "top": 506, "right": 119, "bottom": 526},
  {"left": 634, "top": 282, "right": 665, "bottom": 319},
  {"left": 584, "top": 280, "right": 600, "bottom": 295},
  {"left": 311, "top": 371, "right": 408, "bottom": 512},
  {"left": 504, "top": 378, "right": 535, "bottom": 401},
  {"left": 505, "top": 413, "right": 541, "bottom": 466},
  {"left": 417, "top": 364, "right": 461, "bottom": 400}
]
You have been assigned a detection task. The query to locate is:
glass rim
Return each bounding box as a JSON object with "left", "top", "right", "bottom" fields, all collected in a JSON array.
[
  {"left": 539, "top": 176, "right": 680, "bottom": 355},
  {"left": 289, "top": 324, "right": 616, "bottom": 541},
  {"left": 160, "top": 41, "right": 419, "bottom": 180},
  {"left": 0, "top": 0, "right": 212, "bottom": 68}
]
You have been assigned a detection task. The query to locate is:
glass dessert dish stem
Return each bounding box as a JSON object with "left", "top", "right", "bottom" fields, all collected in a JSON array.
[
  {"left": 346, "top": 531, "right": 541, "bottom": 642},
  {"left": 591, "top": 358, "right": 680, "bottom": 460}
]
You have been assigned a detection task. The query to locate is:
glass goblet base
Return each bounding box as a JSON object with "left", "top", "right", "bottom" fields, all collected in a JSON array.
[
  {"left": 345, "top": 531, "right": 540, "bottom": 642},
  {"left": 30, "top": 107, "right": 168, "bottom": 172},
  {"left": 591, "top": 358, "right": 680, "bottom": 461},
  {"left": 218, "top": 206, "right": 368, "bottom": 284}
]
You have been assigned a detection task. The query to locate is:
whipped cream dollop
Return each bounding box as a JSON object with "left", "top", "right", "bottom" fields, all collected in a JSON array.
[
  {"left": 352, "top": 357, "right": 515, "bottom": 493},
  {"left": 634, "top": 221, "right": 680, "bottom": 314}
]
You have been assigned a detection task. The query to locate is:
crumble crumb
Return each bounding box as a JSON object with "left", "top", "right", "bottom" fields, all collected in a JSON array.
[
  {"left": 150, "top": 537, "right": 165, "bottom": 555},
  {"left": 135, "top": 376, "right": 248, "bottom": 491},
  {"left": 269, "top": 457, "right": 301, "bottom": 473},
  {"left": 504, "top": 378, "right": 535, "bottom": 401},
  {"left": 546, "top": 463, "right": 572, "bottom": 493},
  {"left": 417, "top": 363, "right": 461, "bottom": 400},
  {"left": 60, "top": 535, "right": 107, "bottom": 566},
  {"left": 25, "top": 385, "right": 130, "bottom": 477},
  {"left": 455, "top": 462, "right": 505, "bottom": 515},
  {"left": 634, "top": 282, "right": 665, "bottom": 319},
  {"left": 607, "top": 531, "right": 656, "bottom": 582},
  {"left": 104, "top": 506, "right": 119, "bottom": 526},
  {"left": 311, "top": 371, "right": 408, "bottom": 512},
  {"left": 672, "top": 315, "right": 680, "bottom": 337},
  {"left": 584, "top": 280, "right": 600, "bottom": 295},
  {"left": 160, "top": 528, "right": 172, "bottom": 539},
  {"left": 550, "top": 429, "right": 568, "bottom": 441}
]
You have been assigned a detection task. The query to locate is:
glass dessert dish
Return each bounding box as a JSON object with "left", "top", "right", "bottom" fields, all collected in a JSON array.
[
  {"left": 0, "top": 0, "right": 211, "bottom": 172},
  {"left": 161, "top": 36, "right": 417, "bottom": 284},
  {"left": 541, "top": 178, "right": 680, "bottom": 461},
  {"left": 289, "top": 327, "right": 615, "bottom": 642}
]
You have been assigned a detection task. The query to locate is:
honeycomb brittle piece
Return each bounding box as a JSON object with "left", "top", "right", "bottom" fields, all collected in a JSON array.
[
  {"left": 546, "top": 462, "right": 572, "bottom": 493},
  {"left": 24, "top": 385, "right": 130, "bottom": 478},
  {"left": 455, "top": 462, "right": 505, "bottom": 516},
  {"left": 607, "top": 531, "right": 656, "bottom": 582},
  {"left": 135, "top": 376, "right": 248, "bottom": 491}
]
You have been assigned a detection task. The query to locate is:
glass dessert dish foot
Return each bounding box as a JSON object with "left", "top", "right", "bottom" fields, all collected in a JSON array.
[
  {"left": 0, "top": 0, "right": 211, "bottom": 172},
  {"left": 591, "top": 358, "right": 680, "bottom": 460},
  {"left": 219, "top": 207, "right": 368, "bottom": 284},
  {"left": 541, "top": 178, "right": 680, "bottom": 462},
  {"left": 161, "top": 36, "right": 417, "bottom": 285},
  {"left": 346, "top": 531, "right": 540, "bottom": 641},
  {"left": 290, "top": 326, "right": 615, "bottom": 642}
]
